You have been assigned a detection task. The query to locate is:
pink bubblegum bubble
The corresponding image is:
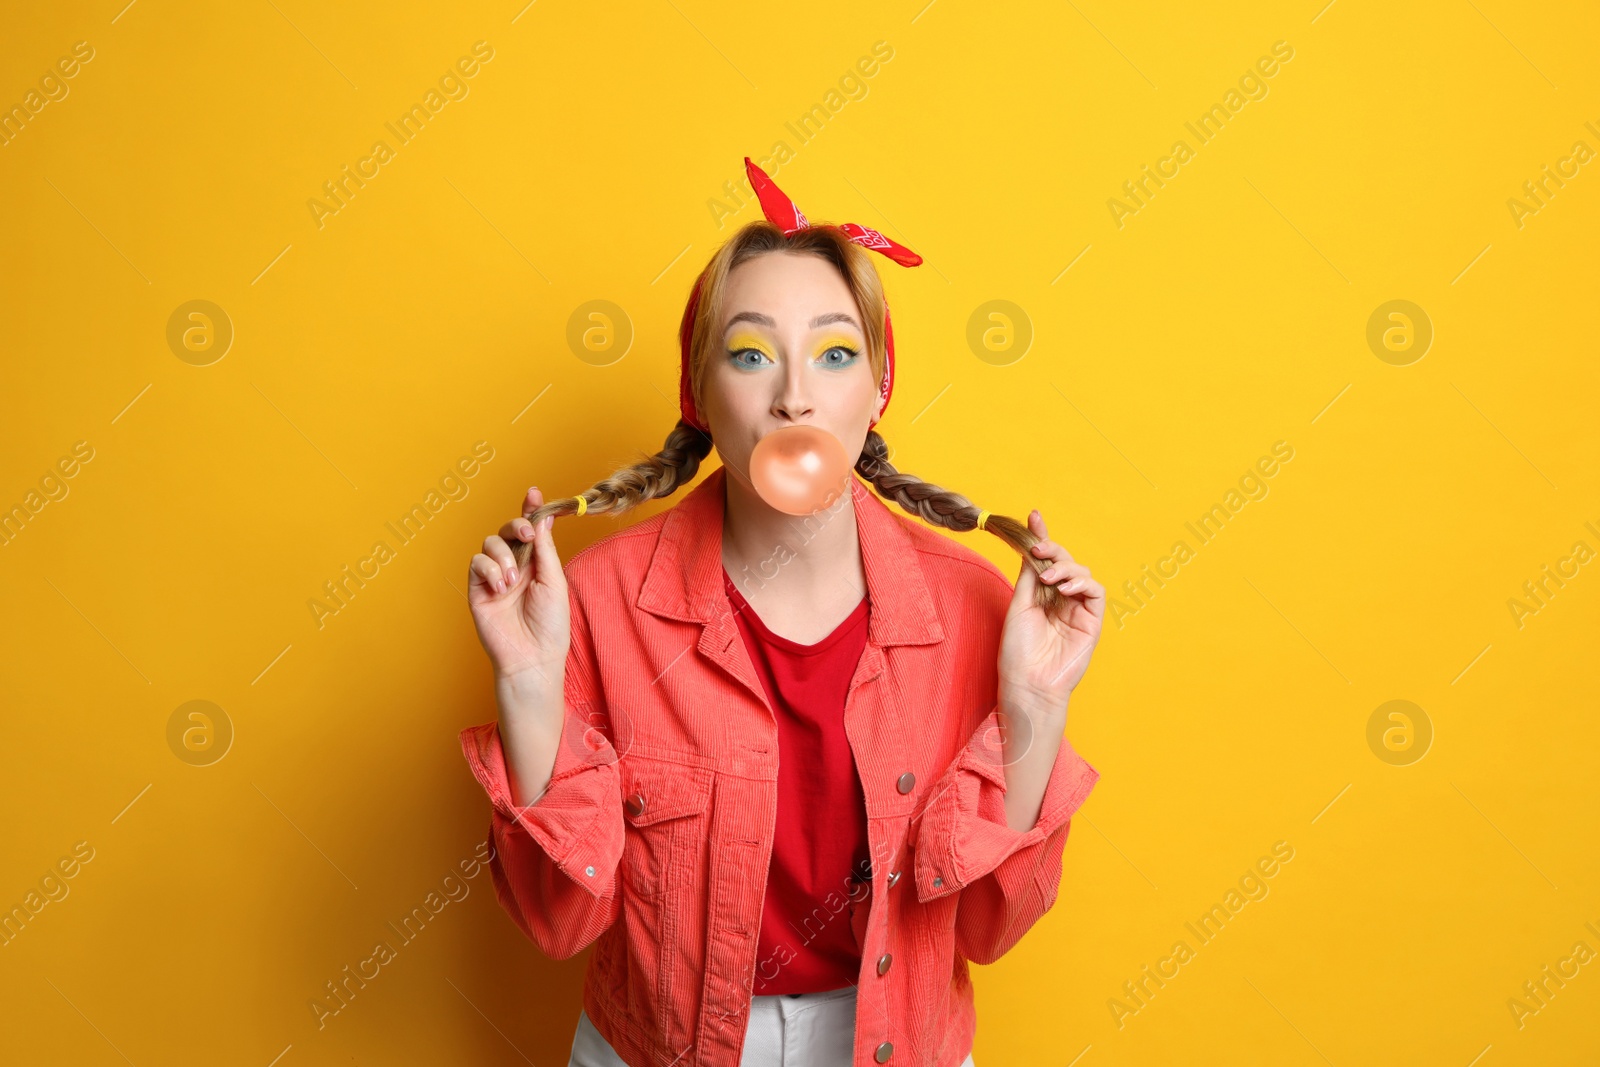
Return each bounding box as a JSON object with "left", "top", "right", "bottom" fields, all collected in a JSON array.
[{"left": 749, "top": 425, "right": 853, "bottom": 516}]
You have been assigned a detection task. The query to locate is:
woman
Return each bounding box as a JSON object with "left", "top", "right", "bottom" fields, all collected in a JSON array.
[{"left": 458, "top": 158, "right": 1104, "bottom": 1066}]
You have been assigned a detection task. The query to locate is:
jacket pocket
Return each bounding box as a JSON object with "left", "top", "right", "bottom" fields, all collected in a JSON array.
[{"left": 619, "top": 757, "right": 713, "bottom": 898}]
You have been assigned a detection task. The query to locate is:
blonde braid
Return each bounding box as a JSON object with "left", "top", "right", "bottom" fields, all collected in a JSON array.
[
  {"left": 510, "top": 419, "right": 713, "bottom": 568},
  {"left": 855, "top": 430, "right": 1061, "bottom": 610}
]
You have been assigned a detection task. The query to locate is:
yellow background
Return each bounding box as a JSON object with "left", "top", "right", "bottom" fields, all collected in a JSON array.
[{"left": 2, "top": 0, "right": 1596, "bottom": 1063}]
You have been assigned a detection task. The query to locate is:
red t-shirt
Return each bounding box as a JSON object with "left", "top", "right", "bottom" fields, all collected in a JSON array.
[{"left": 723, "top": 566, "right": 871, "bottom": 995}]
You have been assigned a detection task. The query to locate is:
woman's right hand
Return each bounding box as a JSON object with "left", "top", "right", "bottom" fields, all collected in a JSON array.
[{"left": 468, "top": 486, "right": 571, "bottom": 698}]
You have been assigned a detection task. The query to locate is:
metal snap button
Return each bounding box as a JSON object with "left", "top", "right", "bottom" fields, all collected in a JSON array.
[
  {"left": 625, "top": 793, "right": 646, "bottom": 818},
  {"left": 933, "top": 876, "right": 943, "bottom": 888},
  {"left": 875, "top": 1040, "right": 894, "bottom": 1062},
  {"left": 886, "top": 869, "right": 901, "bottom": 888},
  {"left": 585, "top": 865, "right": 596, "bottom": 877},
  {"left": 877, "top": 952, "right": 892, "bottom": 976},
  {"left": 896, "top": 771, "right": 915, "bottom": 794}
]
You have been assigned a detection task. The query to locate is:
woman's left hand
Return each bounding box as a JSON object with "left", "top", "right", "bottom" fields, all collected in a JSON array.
[{"left": 998, "top": 509, "right": 1106, "bottom": 720}]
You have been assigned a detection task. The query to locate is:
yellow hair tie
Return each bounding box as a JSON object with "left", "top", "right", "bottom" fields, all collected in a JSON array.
[
  {"left": 975, "top": 509, "right": 990, "bottom": 531},
  {"left": 573, "top": 495, "right": 587, "bottom": 516}
]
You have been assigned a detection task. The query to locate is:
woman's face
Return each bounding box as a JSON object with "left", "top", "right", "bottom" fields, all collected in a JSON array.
[{"left": 700, "top": 251, "right": 882, "bottom": 483}]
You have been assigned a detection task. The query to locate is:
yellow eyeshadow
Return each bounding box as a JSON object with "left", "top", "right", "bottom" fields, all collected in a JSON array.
[
  {"left": 726, "top": 332, "right": 774, "bottom": 355},
  {"left": 812, "top": 336, "right": 860, "bottom": 357}
]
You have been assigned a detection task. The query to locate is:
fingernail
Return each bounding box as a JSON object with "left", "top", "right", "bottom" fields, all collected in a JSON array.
[{"left": 507, "top": 567, "right": 517, "bottom": 584}]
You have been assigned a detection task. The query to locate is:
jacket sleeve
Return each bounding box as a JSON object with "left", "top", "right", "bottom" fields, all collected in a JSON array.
[
  {"left": 457, "top": 590, "right": 623, "bottom": 960},
  {"left": 909, "top": 705, "right": 1099, "bottom": 965}
]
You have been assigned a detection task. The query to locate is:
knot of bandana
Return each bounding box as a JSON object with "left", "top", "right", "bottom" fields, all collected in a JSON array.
[{"left": 677, "top": 157, "right": 922, "bottom": 434}]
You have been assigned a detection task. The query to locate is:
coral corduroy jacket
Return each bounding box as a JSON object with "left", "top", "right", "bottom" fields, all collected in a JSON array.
[{"left": 458, "top": 465, "right": 1100, "bottom": 1066}]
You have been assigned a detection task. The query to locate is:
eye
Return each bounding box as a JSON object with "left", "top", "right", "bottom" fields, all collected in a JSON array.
[
  {"left": 818, "top": 344, "right": 861, "bottom": 367},
  {"left": 728, "top": 347, "right": 774, "bottom": 368}
]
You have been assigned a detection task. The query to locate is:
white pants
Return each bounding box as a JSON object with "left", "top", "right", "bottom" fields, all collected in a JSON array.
[{"left": 567, "top": 983, "right": 976, "bottom": 1066}]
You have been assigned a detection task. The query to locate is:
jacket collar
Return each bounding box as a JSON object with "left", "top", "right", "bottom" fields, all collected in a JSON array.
[{"left": 637, "top": 464, "right": 944, "bottom": 647}]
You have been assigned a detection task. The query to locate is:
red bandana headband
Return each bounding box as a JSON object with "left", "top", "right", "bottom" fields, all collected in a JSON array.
[{"left": 677, "top": 156, "right": 922, "bottom": 435}]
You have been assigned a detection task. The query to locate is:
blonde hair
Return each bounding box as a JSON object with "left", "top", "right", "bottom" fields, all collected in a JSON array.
[{"left": 514, "top": 219, "right": 1063, "bottom": 609}]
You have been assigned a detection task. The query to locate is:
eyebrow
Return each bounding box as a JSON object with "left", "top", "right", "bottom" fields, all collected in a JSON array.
[{"left": 723, "top": 311, "right": 861, "bottom": 332}]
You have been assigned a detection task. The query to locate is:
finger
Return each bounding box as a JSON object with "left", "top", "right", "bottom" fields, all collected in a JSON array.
[
  {"left": 1012, "top": 546, "right": 1041, "bottom": 602},
  {"left": 499, "top": 515, "right": 537, "bottom": 544},
  {"left": 1038, "top": 560, "right": 1090, "bottom": 585},
  {"left": 1060, "top": 575, "right": 1103, "bottom": 599},
  {"left": 469, "top": 552, "right": 508, "bottom": 595},
  {"left": 530, "top": 514, "right": 561, "bottom": 585},
  {"left": 1078, "top": 577, "right": 1106, "bottom": 621},
  {"left": 1028, "top": 535, "right": 1076, "bottom": 565},
  {"left": 483, "top": 533, "right": 520, "bottom": 587},
  {"left": 1060, "top": 574, "right": 1106, "bottom": 622},
  {"left": 1030, "top": 540, "right": 1072, "bottom": 567},
  {"left": 508, "top": 487, "right": 547, "bottom": 569},
  {"left": 1026, "top": 509, "right": 1075, "bottom": 562}
]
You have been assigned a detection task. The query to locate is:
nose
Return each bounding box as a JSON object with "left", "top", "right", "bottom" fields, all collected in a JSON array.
[{"left": 771, "top": 354, "right": 815, "bottom": 422}]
